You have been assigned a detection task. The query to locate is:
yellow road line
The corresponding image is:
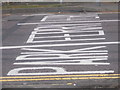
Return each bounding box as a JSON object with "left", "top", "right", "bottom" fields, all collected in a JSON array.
[
  {"left": 0, "top": 76, "right": 120, "bottom": 82},
  {"left": 67, "top": 83, "right": 73, "bottom": 85},
  {"left": 0, "top": 74, "right": 120, "bottom": 79}
]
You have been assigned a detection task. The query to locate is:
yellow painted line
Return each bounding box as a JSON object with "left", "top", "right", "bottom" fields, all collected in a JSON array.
[
  {"left": 52, "top": 84, "right": 65, "bottom": 86},
  {"left": 0, "top": 74, "right": 120, "bottom": 79},
  {"left": 52, "top": 83, "right": 73, "bottom": 86},
  {"left": 67, "top": 83, "right": 73, "bottom": 85},
  {"left": 0, "top": 76, "right": 120, "bottom": 82}
]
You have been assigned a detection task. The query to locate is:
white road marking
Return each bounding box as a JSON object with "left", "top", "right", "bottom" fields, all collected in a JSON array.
[
  {"left": 99, "top": 31, "right": 104, "bottom": 35},
  {"left": 26, "top": 34, "right": 35, "bottom": 43},
  {"left": 20, "top": 53, "right": 107, "bottom": 55},
  {"left": 21, "top": 46, "right": 108, "bottom": 53},
  {"left": 45, "top": 20, "right": 120, "bottom": 23},
  {"left": 41, "top": 16, "right": 48, "bottom": 21},
  {"left": 16, "top": 46, "right": 108, "bottom": 61},
  {"left": 27, "top": 29, "right": 103, "bottom": 43},
  {"left": 6, "top": 14, "right": 118, "bottom": 76},
  {"left": 63, "top": 16, "right": 71, "bottom": 41},
  {"left": 22, "top": 14, "right": 50, "bottom": 16},
  {"left": 70, "top": 15, "right": 98, "bottom": 18},
  {"left": 30, "top": 30, "right": 104, "bottom": 34},
  {"left": 95, "top": 16, "right": 100, "bottom": 19},
  {"left": 35, "top": 27, "right": 102, "bottom": 31},
  {"left": 62, "top": 27, "right": 68, "bottom": 30},
  {"left": 14, "top": 62, "right": 109, "bottom": 65},
  {"left": 21, "top": 48, "right": 108, "bottom": 53},
  {"left": 81, "top": 27, "right": 102, "bottom": 30},
  {"left": 7, "top": 67, "right": 114, "bottom": 75},
  {"left": 17, "top": 20, "right": 120, "bottom": 25},
  {"left": 71, "top": 46, "right": 106, "bottom": 51},
  {"left": 62, "top": 27, "right": 71, "bottom": 40},
  {"left": 15, "top": 53, "right": 108, "bottom": 65},
  {"left": 16, "top": 55, "right": 108, "bottom": 60},
  {"left": 64, "top": 34, "right": 70, "bottom": 37},
  {"left": 34, "top": 23, "right": 102, "bottom": 29},
  {"left": 64, "top": 34, "right": 71, "bottom": 40},
  {"left": 0, "top": 42, "right": 119, "bottom": 49},
  {"left": 27, "top": 38, "right": 105, "bottom": 43},
  {"left": 67, "top": 16, "right": 71, "bottom": 21},
  {"left": 30, "top": 34, "right": 104, "bottom": 39}
]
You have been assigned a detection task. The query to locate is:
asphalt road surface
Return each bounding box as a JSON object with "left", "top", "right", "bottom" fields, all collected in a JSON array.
[{"left": 1, "top": 12, "right": 120, "bottom": 88}]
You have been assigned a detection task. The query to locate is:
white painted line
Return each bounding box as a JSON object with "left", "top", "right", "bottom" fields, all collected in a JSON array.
[
  {"left": 18, "top": 23, "right": 101, "bottom": 27},
  {"left": 41, "top": 16, "right": 48, "bottom": 21},
  {"left": 17, "top": 20, "right": 120, "bottom": 25},
  {"left": 61, "top": 26, "right": 102, "bottom": 30},
  {"left": 14, "top": 62, "right": 109, "bottom": 65},
  {"left": 64, "top": 34, "right": 70, "bottom": 37},
  {"left": 71, "top": 46, "right": 106, "bottom": 51},
  {"left": 61, "top": 27, "right": 72, "bottom": 41},
  {"left": 21, "top": 49, "right": 108, "bottom": 53},
  {"left": 26, "top": 34, "right": 35, "bottom": 43},
  {"left": 65, "top": 38, "right": 71, "bottom": 41},
  {"left": 64, "top": 34, "right": 71, "bottom": 41},
  {"left": 95, "top": 15, "right": 100, "bottom": 19},
  {"left": 62, "top": 27, "right": 69, "bottom": 30},
  {"left": 7, "top": 67, "right": 114, "bottom": 75},
  {"left": 95, "top": 16, "right": 100, "bottom": 19},
  {"left": 20, "top": 53, "right": 107, "bottom": 55},
  {"left": 22, "top": 14, "right": 49, "bottom": 16},
  {"left": 17, "top": 23, "right": 40, "bottom": 25},
  {"left": 35, "top": 27, "right": 102, "bottom": 31},
  {"left": 70, "top": 15, "right": 98, "bottom": 18},
  {"left": 82, "top": 27, "right": 102, "bottom": 30},
  {"left": 32, "top": 34, "right": 104, "bottom": 39},
  {"left": 21, "top": 46, "right": 108, "bottom": 53},
  {"left": 16, "top": 56, "right": 108, "bottom": 60},
  {"left": 27, "top": 38, "right": 105, "bottom": 43},
  {"left": 67, "top": 17, "right": 71, "bottom": 21},
  {"left": 34, "top": 23, "right": 102, "bottom": 28},
  {"left": 44, "top": 20, "right": 120, "bottom": 23},
  {"left": 21, "top": 46, "right": 107, "bottom": 52},
  {"left": 99, "top": 31, "right": 104, "bottom": 35},
  {"left": 46, "top": 19, "right": 99, "bottom": 22},
  {"left": 1, "top": 42, "right": 119, "bottom": 49},
  {"left": 31, "top": 30, "right": 103, "bottom": 35}
]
